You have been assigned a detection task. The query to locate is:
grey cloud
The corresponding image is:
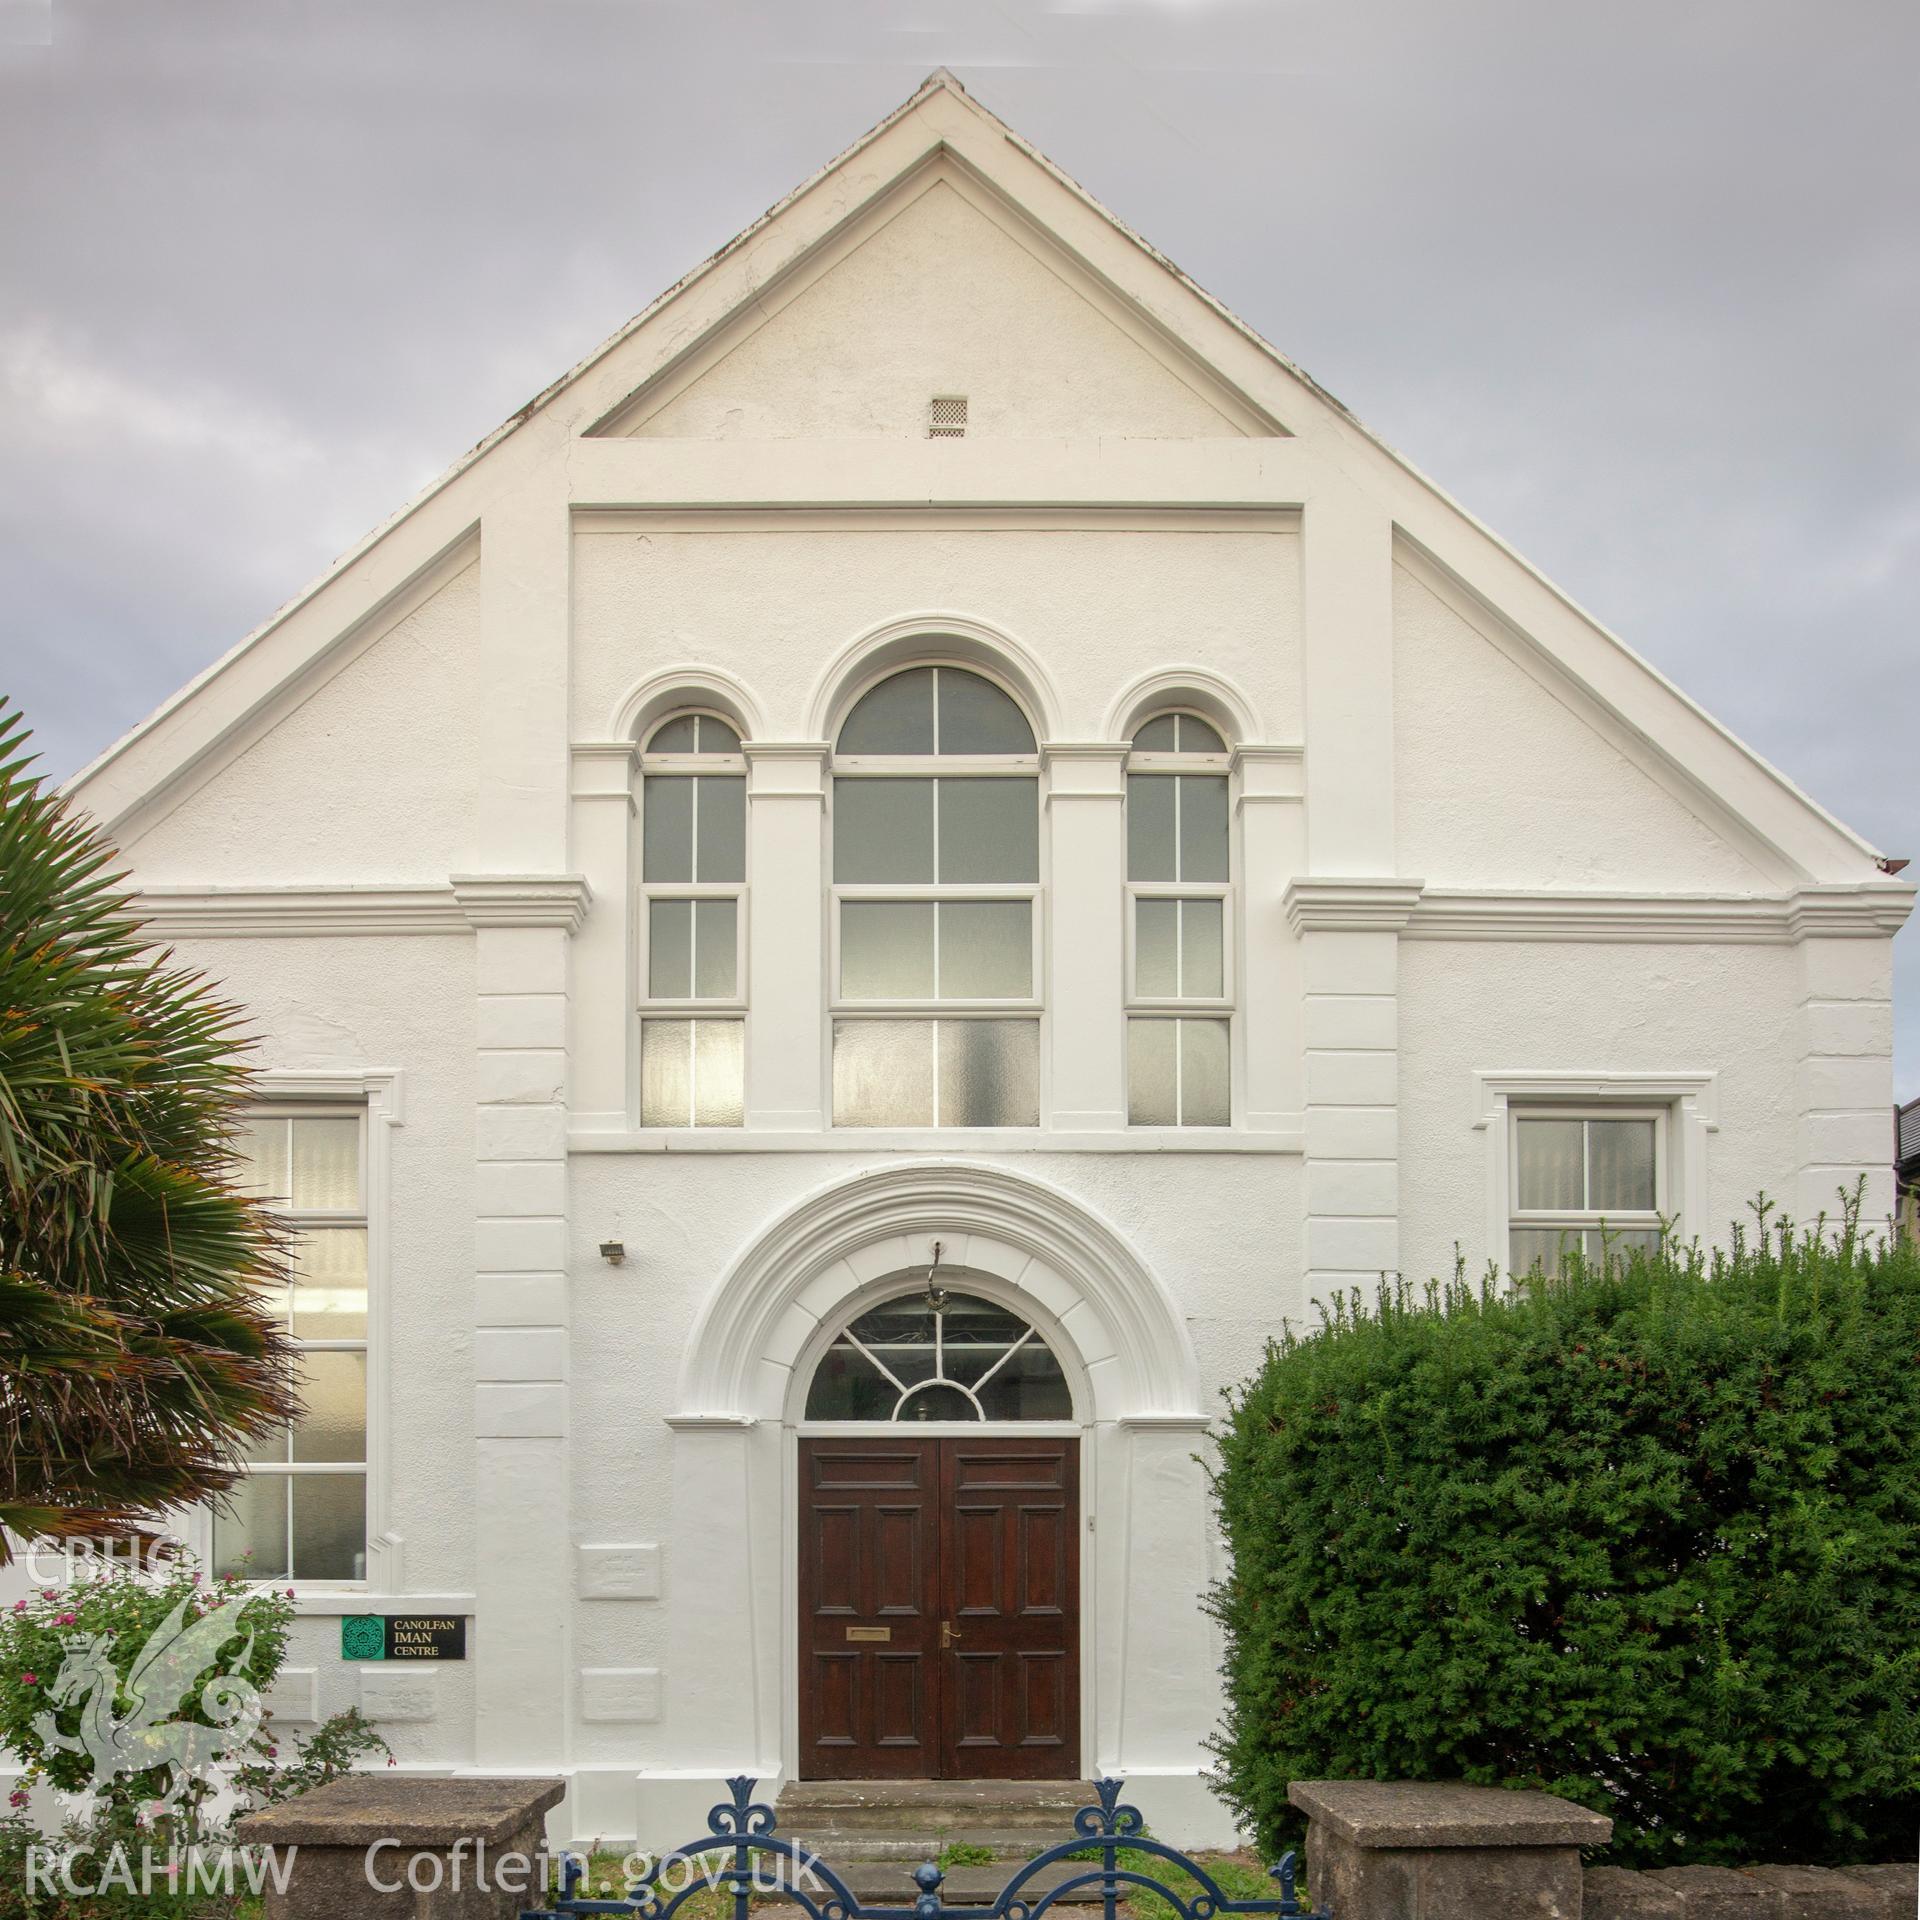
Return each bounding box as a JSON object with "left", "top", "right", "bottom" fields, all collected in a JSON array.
[{"left": 3, "top": 0, "right": 1914, "bottom": 1085}]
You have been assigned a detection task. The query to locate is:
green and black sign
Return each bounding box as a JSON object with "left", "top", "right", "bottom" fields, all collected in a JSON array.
[{"left": 341, "top": 1614, "right": 467, "bottom": 1661}]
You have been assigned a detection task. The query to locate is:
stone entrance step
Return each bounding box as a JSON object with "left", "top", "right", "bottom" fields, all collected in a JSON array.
[
  {"left": 772, "top": 1781, "right": 1114, "bottom": 1902},
  {"left": 777, "top": 1779, "right": 1102, "bottom": 1835}
]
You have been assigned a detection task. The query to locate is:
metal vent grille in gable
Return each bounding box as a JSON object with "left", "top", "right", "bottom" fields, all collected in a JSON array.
[{"left": 928, "top": 395, "right": 967, "bottom": 438}]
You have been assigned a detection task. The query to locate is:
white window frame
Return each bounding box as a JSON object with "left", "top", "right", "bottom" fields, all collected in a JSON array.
[
  {"left": 1473, "top": 1069, "right": 1717, "bottom": 1275},
  {"left": 637, "top": 712, "right": 749, "bottom": 1128},
  {"left": 196, "top": 1069, "right": 403, "bottom": 1596},
  {"left": 1124, "top": 713, "right": 1236, "bottom": 1126},
  {"left": 827, "top": 663, "right": 1046, "bottom": 1129},
  {"left": 1506, "top": 1104, "right": 1667, "bottom": 1270}
]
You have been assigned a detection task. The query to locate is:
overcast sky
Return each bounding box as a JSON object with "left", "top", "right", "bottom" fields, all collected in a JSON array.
[{"left": 4, "top": 0, "right": 1916, "bottom": 1093}]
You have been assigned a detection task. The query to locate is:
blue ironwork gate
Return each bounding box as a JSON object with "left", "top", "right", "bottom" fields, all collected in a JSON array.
[{"left": 519, "top": 1776, "right": 1326, "bottom": 1920}]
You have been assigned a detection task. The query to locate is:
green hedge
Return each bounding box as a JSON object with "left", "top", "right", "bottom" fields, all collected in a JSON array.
[{"left": 1207, "top": 1200, "right": 1920, "bottom": 1865}]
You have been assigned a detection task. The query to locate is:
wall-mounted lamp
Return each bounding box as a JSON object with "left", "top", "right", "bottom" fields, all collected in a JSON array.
[{"left": 599, "top": 1241, "right": 626, "bottom": 1267}]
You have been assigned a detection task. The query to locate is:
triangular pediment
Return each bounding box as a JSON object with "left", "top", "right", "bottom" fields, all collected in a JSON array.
[{"left": 594, "top": 162, "right": 1280, "bottom": 441}]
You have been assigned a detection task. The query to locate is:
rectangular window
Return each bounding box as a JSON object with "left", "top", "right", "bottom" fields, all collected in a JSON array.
[
  {"left": 1126, "top": 766, "right": 1232, "bottom": 1126},
  {"left": 831, "top": 771, "right": 1040, "bottom": 1127},
  {"left": 640, "top": 768, "right": 745, "bottom": 1125},
  {"left": 1509, "top": 1109, "right": 1663, "bottom": 1275},
  {"left": 214, "top": 1108, "right": 369, "bottom": 1584}
]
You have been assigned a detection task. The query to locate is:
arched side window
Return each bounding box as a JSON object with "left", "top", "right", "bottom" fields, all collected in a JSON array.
[
  {"left": 638, "top": 712, "right": 746, "bottom": 1127},
  {"left": 829, "top": 664, "right": 1041, "bottom": 1128},
  {"left": 805, "top": 1289, "right": 1072, "bottom": 1421},
  {"left": 1125, "top": 711, "right": 1232, "bottom": 1126}
]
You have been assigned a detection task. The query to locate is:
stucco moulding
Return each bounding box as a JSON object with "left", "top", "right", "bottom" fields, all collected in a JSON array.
[{"left": 1281, "top": 880, "right": 1913, "bottom": 944}]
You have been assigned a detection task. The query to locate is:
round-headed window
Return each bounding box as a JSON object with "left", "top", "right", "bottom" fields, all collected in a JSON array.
[{"left": 805, "top": 1288, "right": 1072, "bottom": 1421}]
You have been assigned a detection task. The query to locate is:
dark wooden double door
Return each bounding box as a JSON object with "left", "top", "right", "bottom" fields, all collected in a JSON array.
[{"left": 799, "top": 1435, "right": 1079, "bottom": 1780}]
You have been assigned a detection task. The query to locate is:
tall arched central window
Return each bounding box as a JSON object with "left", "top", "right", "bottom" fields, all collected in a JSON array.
[{"left": 829, "top": 664, "right": 1041, "bottom": 1128}]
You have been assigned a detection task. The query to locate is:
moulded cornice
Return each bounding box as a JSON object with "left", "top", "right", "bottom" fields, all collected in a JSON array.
[
  {"left": 450, "top": 874, "right": 593, "bottom": 931},
  {"left": 1284, "top": 878, "right": 1426, "bottom": 935},
  {"left": 1407, "top": 885, "right": 1915, "bottom": 944},
  {"left": 133, "top": 886, "right": 469, "bottom": 940}
]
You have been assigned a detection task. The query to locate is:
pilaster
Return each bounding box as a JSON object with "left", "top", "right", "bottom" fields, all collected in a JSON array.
[
  {"left": 1793, "top": 932, "right": 1896, "bottom": 1227},
  {"left": 1287, "top": 881, "right": 1424, "bottom": 1290},
  {"left": 459, "top": 876, "right": 588, "bottom": 1771},
  {"left": 1235, "top": 745, "right": 1306, "bottom": 1130},
  {"left": 568, "top": 742, "right": 640, "bottom": 1131},
  {"left": 1044, "top": 743, "right": 1128, "bottom": 1131},
  {"left": 743, "top": 742, "right": 829, "bottom": 1131}
]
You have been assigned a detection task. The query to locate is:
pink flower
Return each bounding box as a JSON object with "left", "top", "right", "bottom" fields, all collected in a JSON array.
[
  {"left": 387, "top": 1757, "right": 396, "bottom": 1767},
  {"left": 55, "top": 1613, "right": 74, "bottom": 1626},
  {"left": 9, "top": 1601, "right": 23, "bottom": 1614},
  {"left": 21, "top": 1673, "right": 36, "bottom": 1687},
  {"left": 9, "top": 1791, "right": 28, "bottom": 1808},
  {"left": 284, "top": 1588, "right": 295, "bottom": 1599},
  {"left": 39, "top": 1591, "right": 53, "bottom": 1600},
  {"left": 265, "top": 1746, "right": 278, "bottom": 1758},
  {"left": 190, "top": 1573, "right": 201, "bottom": 1586}
]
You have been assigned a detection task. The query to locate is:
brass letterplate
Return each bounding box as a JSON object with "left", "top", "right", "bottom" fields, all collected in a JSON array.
[{"left": 845, "top": 1626, "right": 891, "bottom": 1643}]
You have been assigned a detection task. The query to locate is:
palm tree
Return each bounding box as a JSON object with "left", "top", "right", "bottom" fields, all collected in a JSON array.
[{"left": 0, "top": 697, "right": 296, "bottom": 1559}]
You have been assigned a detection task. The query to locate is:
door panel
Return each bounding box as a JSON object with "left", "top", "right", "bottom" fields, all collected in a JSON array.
[
  {"left": 937, "top": 1439, "right": 1078, "bottom": 1777},
  {"left": 798, "top": 1435, "right": 1079, "bottom": 1780},
  {"left": 799, "top": 1439, "right": 940, "bottom": 1778}
]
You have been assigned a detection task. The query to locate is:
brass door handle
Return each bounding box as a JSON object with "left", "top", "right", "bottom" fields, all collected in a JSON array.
[{"left": 940, "top": 1621, "right": 962, "bottom": 1649}]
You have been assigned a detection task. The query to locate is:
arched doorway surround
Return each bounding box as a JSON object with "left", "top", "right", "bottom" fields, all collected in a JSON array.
[
  {"left": 663, "top": 1164, "right": 1220, "bottom": 1820},
  {"left": 672, "top": 1160, "right": 1202, "bottom": 1425}
]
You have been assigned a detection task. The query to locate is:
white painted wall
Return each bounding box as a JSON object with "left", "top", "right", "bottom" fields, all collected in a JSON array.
[{"left": 41, "top": 73, "right": 1908, "bottom": 1855}]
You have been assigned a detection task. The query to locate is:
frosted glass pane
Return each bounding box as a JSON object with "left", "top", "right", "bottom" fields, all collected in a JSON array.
[
  {"left": 648, "top": 714, "right": 698, "bottom": 753},
  {"left": 213, "top": 1476, "right": 287, "bottom": 1581},
  {"left": 1180, "top": 899, "right": 1224, "bottom": 998},
  {"left": 938, "top": 778, "right": 1037, "bottom": 882},
  {"left": 1128, "top": 1019, "right": 1177, "bottom": 1125},
  {"left": 1590, "top": 1119, "right": 1656, "bottom": 1212},
  {"left": 292, "top": 1227, "right": 367, "bottom": 1340},
  {"left": 1588, "top": 1226, "right": 1661, "bottom": 1262},
  {"left": 937, "top": 668, "right": 1034, "bottom": 753},
  {"left": 641, "top": 1020, "right": 693, "bottom": 1127},
  {"left": 291, "top": 1474, "right": 365, "bottom": 1582},
  {"left": 841, "top": 902, "right": 935, "bottom": 999},
  {"left": 1515, "top": 1118, "right": 1584, "bottom": 1209},
  {"left": 693, "top": 1020, "right": 744, "bottom": 1127},
  {"left": 833, "top": 1021, "right": 935, "bottom": 1126},
  {"left": 1128, "top": 775, "right": 1176, "bottom": 881},
  {"left": 1135, "top": 899, "right": 1178, "bottom": 996},
  {"left": 290, "top": 1116, "right": 360, "bottom": 1210},
  {"left": 1131, "top": 714, "right": 1179, "bottom": 751},
  {"left": 648, "top": 899, "right": 693, "bottom": 998},
  {"left": 695, "top": 716, "right": 740, "bottom": 753},
  {"left": 694, "top": 899, "right": 738, "bottom": 999},
  {"left": 840, "top": 667, "right": 934, "bottom": 753},
  {"left": 1510, "top": 1228, "right": 1569, "bottom": 1276},
  {"left": 243, "top": 1415, "right": 291, "bottom": 1466},
  {"left": 235, "top": 1116, "right": 289, "bottom": 1206},
  {"left": 939, "top": 901, "right": 1031, "bottom": 998},
  {"left": 695, "top": 776, "right": 745, "bottom": 883},
  {"left": 1178, "top": 775, "right": 1229, "bottom": 883},
  {"left": 643, "top": 777, "right": 694, "bottom": 882},
  {"left": 292, "top": 1350, "right": 366, "bottom": 1463},
  {"left": 835, "top": 778, "right": 934, "bottom": 881},
  {"left": 1177, "top": 714, "right": 1225, "bottom": 753},
  {"left": 939, "top": 1020, "right": 1040, "bottom": 1126},
  {"left": 1180, "top": 1018, "right": 1231, "bottom": 1126}
]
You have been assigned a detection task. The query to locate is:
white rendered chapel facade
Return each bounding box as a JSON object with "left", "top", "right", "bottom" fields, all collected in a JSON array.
[{"left": 47, "top": 73, "right": 1912, "bottom": 1844}]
